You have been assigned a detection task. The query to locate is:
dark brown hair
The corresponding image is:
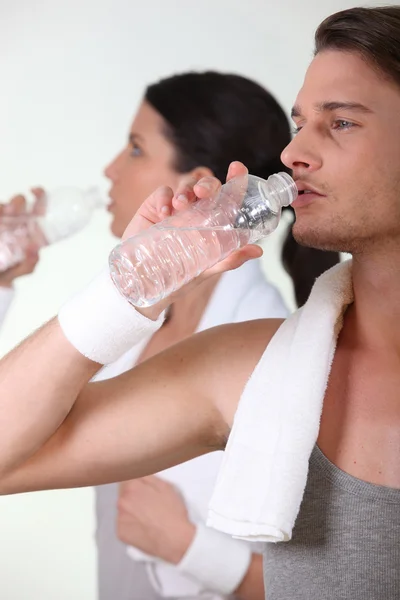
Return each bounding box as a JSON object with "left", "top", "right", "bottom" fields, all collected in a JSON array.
[{"left": 315, "top": 6, "right": 400, "bottom": 88}]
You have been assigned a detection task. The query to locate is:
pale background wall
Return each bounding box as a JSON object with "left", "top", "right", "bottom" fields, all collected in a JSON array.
[{"left": 0, "top": 1, "right": 382, "bottom": 598}]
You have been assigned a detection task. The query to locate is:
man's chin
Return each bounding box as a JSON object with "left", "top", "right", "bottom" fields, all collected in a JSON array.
[{"left": 292, "top": 222, "right": 349, "bottom": 253}]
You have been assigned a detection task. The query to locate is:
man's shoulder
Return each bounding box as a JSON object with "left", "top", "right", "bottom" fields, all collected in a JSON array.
[
  {"left": 188, "top": 318, "right": 285, "bottom": 375},
  {"left": 191, "top": 319, "right": 286, "bottom": 428}
]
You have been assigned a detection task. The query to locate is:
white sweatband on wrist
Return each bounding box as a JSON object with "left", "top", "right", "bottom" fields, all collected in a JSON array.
[
  {"left": 177, "top": 523, "right": 252, "bottom": 595},
  {"left": 58, "top": 267, "right": 165, "bottom": 364}
]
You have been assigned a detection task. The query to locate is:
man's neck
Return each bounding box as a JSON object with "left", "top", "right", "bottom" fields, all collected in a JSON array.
[{"left": 351, "top": 248, "right": 400, "bottom": 350}]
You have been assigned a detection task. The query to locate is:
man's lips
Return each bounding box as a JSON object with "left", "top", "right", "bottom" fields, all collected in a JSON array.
[{"left": 292, "top": 181, "right": 326, "bottom": 208}]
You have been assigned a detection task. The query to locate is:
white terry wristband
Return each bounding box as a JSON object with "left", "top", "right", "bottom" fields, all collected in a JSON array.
[
  {"left": 58, "top": 267, "right": 165, "bottom": 364},
  {"left": 177, "top": 523, "right": 251, "bottom": 595}
]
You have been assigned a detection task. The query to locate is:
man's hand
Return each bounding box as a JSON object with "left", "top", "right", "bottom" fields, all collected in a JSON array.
[
  {"left": 121, "top": 161, "right": 263, "bottom": 320},
  {"left": 117, "top": 476, "right": 196, "bottom": 564}
]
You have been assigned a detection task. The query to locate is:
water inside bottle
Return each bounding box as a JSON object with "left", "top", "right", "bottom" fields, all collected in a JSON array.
[
  {"left": 111, "top": 224, "right": 252, "bottom": 307},
  {"left": 0, "top": 216, "right": 47, "bottom": 272}
]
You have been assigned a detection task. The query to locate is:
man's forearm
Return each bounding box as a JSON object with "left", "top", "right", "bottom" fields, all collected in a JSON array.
[{"left": 0, "top": 318, "right": 99, "bottom": 477}]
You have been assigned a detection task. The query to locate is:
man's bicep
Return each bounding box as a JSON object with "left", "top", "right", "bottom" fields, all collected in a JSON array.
[
  {"left": 0, "top": 334, "right": 225, "bottom": 495},
  {"left": 0, "top": 320, "right": 275, "bottom": 496}
]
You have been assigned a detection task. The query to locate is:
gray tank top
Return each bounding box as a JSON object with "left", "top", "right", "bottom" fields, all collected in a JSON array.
[{"left": 263, "top": 445, "right": 400, "bottom": 600}]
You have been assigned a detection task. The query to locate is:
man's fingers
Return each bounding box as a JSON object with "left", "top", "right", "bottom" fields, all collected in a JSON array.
[
  {"left": 193, "top": 176, "right": 222, "bottom": 201},
  {"left": 226, "top": 161, "right": 248, "bottom": 182},
  {"left": 122, "top": 186, "right": 174, "bottom": 240},
  {"left": 173, "top": 175, "right": 200, "bottom": 206}
]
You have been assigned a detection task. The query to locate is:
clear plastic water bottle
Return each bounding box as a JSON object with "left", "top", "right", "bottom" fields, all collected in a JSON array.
[
  {"left": 0, "top": 186, "right": 106, "bottom": 272},
  {"left": 109, "top": 172, "right": 297, "bottom": 308}
]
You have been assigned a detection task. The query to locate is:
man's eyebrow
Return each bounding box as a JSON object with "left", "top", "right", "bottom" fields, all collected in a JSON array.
[
  {"left": 291, "top": 105, "right": 302, "bottom": 118},
  {"left": 291, "top": 101, "right": 373, "bottom": 118}
]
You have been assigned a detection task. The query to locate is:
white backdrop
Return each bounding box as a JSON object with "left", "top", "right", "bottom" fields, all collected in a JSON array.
[{"left": 0, "top": 1, "right": 382, "bottom": 598}]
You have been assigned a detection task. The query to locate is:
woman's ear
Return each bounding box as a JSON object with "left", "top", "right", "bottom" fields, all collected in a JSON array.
[
  {"left": 174, "top": 166, "right": 215, "bottom": 197},
  {"left": 189, "top": 165, "right": 215, "bottom": 180}
]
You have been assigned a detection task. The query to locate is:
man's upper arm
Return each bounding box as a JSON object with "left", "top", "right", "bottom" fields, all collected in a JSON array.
[
  {"left": 0, "top": 319, "right": 280, "bottom": 495},
  {"left": 0, "top": 331, "right": 220, "bottom": 494}
]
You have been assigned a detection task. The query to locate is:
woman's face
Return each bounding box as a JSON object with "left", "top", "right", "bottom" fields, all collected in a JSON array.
[{"left": 104, "top": 101, "right": 184, "bottom": 237}]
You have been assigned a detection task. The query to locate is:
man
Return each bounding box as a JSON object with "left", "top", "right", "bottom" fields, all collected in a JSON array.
[{"left": 0, "top": 7, "right": 399, "bottom": 599}]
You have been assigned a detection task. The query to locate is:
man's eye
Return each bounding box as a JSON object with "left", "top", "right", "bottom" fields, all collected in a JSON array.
[{"left": 332, "top": 120, "right": 355, "bottom": 131}]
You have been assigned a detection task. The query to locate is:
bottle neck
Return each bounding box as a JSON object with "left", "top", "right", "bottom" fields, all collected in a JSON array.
[
  {"left": 83, "top": 187, "right": 108, "bottom": 210},
  {"left": 263, "top": 173, "right": 298, "bottom": 209}
]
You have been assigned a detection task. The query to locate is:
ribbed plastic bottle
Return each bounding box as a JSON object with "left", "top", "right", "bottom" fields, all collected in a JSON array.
[
  {"left": 110, "top": 172, "right": 297, "bottom": 307},
  {"left": 0, "top": 186, "right": 105, "bottom": 272}
]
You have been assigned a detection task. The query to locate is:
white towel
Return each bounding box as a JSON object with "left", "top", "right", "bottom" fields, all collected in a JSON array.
[{"left": 207, "top": 260, "right": 354, "bottom": 543}]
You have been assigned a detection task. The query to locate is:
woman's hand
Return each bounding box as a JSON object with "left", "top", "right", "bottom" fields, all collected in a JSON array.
[
  {"left": 117, "top": 476, "right": 195, "bottom": 564},
  {"left": 0, "top": 189, "right": 46, "bottom": 286}
]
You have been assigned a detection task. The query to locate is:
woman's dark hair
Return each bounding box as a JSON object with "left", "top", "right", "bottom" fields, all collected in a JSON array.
[
  {"left": 315, "top": 6, "right": 400, "bottom": 88},
  {"left": 145, "top": 71, "right": 339, "bottom": 307}
]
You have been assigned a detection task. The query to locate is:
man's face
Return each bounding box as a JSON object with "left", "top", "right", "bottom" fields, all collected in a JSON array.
[{"left": 281, "top": 50, "right": 400, "bottom": 254}]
